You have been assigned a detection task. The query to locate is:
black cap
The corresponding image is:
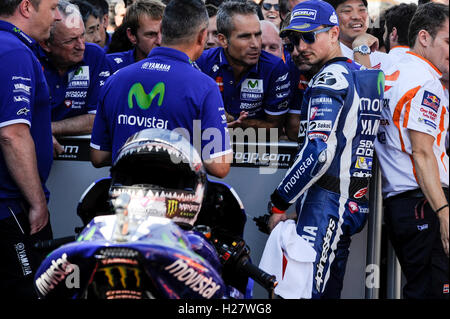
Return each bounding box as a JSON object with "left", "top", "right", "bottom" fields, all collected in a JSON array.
[{"left": 325, "top": 0, "right": 368, "bottom": 10}]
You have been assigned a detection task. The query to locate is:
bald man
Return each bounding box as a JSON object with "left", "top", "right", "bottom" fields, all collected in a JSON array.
[{"left": 261, "top": 19, "right": 283, "bottom": 58}]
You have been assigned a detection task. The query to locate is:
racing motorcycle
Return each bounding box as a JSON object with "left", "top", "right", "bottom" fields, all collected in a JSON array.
[{"left": 34, "top": 128, "right": 277, "bottom": 299}]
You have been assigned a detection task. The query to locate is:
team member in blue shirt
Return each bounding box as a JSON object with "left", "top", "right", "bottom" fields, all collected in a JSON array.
[
  {"left": 38, "top": 0, "right": 110, "bottom": 155},
  {"left": 71, "top": 0, "right": 103, "bottom": 46},
  {"left": 107, "top": 0, "right": 165, "bottom": 73},
  {"left": 85, "top": 0, "right": 111, "bottom": 51},
  {"left": 0, "top": 0, "right": 61, "bottom": 298},
  {"left": 195, "top": 1, "right": 290, "bottom": 132},
  {"left": 91, "top": 0, "right": 232, "bottom": 179}
]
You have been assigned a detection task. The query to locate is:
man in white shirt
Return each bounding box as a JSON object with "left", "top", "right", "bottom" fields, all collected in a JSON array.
[
  {"left": 374, "top": 2, "right": 449, "bottom": 299},
  {"left": 326, "top": 0, "right": 392, "bottom": 70},
  {"left": 383, "top": 2, "right": 417, "bottom": 63}
]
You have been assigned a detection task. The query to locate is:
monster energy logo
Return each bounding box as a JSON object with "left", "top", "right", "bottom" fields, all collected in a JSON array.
[
  {"left": 166, "top": 199, "right": 179, "bottom": 217},
  {"left": 128, "top": 82, "right": 165, "bottom": 110},
  {"left": 13, "top": 27, "right": 21, "bottom": 33},
  {"left": 98, "top": 265, "right": 141, "bottom": 289},
  {"left": 377, "top": 72, "right": 385, "bottom": 96}
]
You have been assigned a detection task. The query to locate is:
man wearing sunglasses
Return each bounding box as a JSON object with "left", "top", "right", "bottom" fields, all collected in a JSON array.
[{"left": 263, "top": 0, "right": 384, "bottom": 298}]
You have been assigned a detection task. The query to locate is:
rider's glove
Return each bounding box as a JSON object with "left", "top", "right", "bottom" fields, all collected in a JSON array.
[{"left": 253, "top": 214, "right": 271, "bottom": 235}]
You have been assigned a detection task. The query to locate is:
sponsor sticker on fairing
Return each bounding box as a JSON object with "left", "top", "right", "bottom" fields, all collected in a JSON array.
[{"left": 164, "top": 258, "right": 221, "bottom": 299}]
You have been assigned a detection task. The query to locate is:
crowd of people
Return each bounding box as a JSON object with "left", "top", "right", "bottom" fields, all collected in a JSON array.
[{"left": 0, "top": 0, "right": 448, "bottom": 300}]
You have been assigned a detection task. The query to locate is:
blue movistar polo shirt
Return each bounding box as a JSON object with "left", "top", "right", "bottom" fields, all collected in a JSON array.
[
  {"left": 195, "top": 47, "right": 291, "bottom": 120},
  {"left": 0, "top": 21, "right": 53, "bottom": 215},
  {"left": 286, "top": 56, "right": 308, "bottom": 115},
  {"left": 91, "top": 47, "right": 232, "bottom": 163},
  {"left": 103, "top": 31, "right": 112, "bottom": 53},
  {"left": 107, "top": 48, "right": 135, "bottom": 73},
  {"left": 37, "top": 43, "right": 111, "bottom": 121}
]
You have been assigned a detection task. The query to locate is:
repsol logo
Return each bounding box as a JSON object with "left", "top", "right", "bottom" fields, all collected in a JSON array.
[
  {"left": 315, "top": 219, "right": 335, "bottom": 292},
  {"left": 165, "top": 259, "right": 221, "bottom": 299}
]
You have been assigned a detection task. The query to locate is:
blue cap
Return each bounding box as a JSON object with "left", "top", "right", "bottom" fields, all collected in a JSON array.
[{"left": 280, "top": 0, "right": 339, "bottom": 36}]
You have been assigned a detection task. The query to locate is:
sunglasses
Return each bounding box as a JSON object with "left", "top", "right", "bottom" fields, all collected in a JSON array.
[
  {"left": 262, "top": 3, "right": 280, "bottom": 11},
  {"left": 283, "top": 27, "right": 332, "bottom": 52}
]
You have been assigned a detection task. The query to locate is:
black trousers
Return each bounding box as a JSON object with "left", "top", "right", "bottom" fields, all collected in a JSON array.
[
  {"left": 384, "top": 190, "right": 449, "bottom": 299},
  {"left": 0, "top": 201, "right": 53, "bottom": 299}
]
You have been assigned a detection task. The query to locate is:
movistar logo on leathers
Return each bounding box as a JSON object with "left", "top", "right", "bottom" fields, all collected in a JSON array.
[{"left": 377, "top": 72, "right": 385, "bottom": 96}]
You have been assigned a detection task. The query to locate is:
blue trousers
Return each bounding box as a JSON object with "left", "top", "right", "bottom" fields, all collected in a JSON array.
[{"left": 295, "top": 184, "right": 368, "bottom": 299}]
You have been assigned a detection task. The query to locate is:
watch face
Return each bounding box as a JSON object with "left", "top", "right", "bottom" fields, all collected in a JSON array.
[{"left": 357, "top": 45, "right": 370, "bottom": 54}]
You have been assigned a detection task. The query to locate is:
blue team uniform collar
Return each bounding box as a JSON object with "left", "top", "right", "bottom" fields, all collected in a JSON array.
[
  {"left": 0, "top": 20, "right": 37, "bottom": 50},
  {"left": 149, "top": 47, "right": 193, "bottom": 64},
  {"left": 104, "top": 32, "right": 112, "bottom": 51},
  {"left": 217, "top": 47, "right": 260, "bottom": 75}
]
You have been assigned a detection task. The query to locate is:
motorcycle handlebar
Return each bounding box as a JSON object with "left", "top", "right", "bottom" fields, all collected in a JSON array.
[
  {"left": 33, "top": 236, "right": 77, "bottom": 251},
  {"left": 237, "top": 255, "right": 278, "bottom": 293}
]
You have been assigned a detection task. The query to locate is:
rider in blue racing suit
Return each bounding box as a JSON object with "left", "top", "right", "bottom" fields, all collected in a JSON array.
[{"left": 265, "top": 0, "right": 384, "bottom": 299}]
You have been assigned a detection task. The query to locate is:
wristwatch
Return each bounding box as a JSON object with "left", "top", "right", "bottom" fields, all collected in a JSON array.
[{"left": 353, "top": 44, "right": 371, "bottom": 55}]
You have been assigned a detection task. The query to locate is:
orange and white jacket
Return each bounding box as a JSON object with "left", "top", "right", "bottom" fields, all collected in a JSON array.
[
  {"left": 387, "top": 46, "right": 410, "bottom": 64},
  {"left": 375, "top": 51, "right": 449, "bottom": 198}
]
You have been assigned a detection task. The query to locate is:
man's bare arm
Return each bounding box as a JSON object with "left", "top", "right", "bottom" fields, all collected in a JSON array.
[
  {"left": 0, "top": 123, "right": 48, "bottom": 234},
  {"left": 52, "top": 114, "right": 95, "bottom": 136},
  {"left": 90, "top": 148, "right": 112, "bottom": 168},
  {"left": 410, "top": 129, "right": 449, "bottom": 256},
  {"left": 285, "top": 113, "right": 300, "bottom": 141},
  {"left": 352, "top": 33, "right": 379, "bottom": 69},
  {"left": 228, "top": 113, "right": 286, "bottom": 141},
  {"left": 203, "top": 152, "right": 232, "bottom": 178}
]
